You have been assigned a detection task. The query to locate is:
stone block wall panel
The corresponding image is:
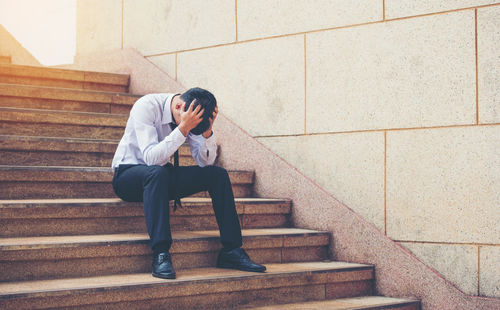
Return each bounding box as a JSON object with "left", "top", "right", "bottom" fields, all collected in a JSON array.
[
  {"left": 258, "top": 132, "right": 385, "bottom": 230},
  {"left": 477, "top": 6, "right": 500, "bottom": 123},
  {"left": 177, "top": 35, "right": 305, "bottom": 137},
  {"left": 76, "top": 0, "right": 122, "bottom": 56},
  {"left": 386, "top": 126, "right": 500, "bottom": 244},
  {"left": 480, "top": 246, "right": 500, "bottom": 296},
  {"left": 385, "top": 0, "right": 500, "bottom": 19},
  {"left": 237, "top": 0, "right": 382, "bottom": 41},
  {"left": 400, "top": 242, "right": 478, "bottom": 295},
  {"left": 123, "top": 0, "right": 235, "bottom": 55},
  {"left": 306, "top": 11, "right": 476, "bottom": 133},
  {"left": 148, "top": 54, "right": 177, "bottom": 80}
]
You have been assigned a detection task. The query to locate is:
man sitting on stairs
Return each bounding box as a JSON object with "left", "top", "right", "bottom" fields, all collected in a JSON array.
[{"left": 111, "top": 87, "right": 266, "bottom": 279}]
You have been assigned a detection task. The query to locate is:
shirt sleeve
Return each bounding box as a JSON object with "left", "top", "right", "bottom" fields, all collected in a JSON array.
[
  {"left": 187, "top": 131, "right": 217, "bottom": 167},
  {"left": 133, "top": 101, "right": 186, "bottom": 166}
]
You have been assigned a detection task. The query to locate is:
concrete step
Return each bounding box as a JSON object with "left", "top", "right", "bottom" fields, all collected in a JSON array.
[
  {"left": 0, "top": 56, "right": 11, "bottom": 64},
  {"left": 0, "top": 262, "right": 374, "bottom": 309},
  {"left": 0, "top": 83, "right": 138, "bottom": 113},
  {"left": 0, "top": 228, "right": 329, "bottom": 282},
  {"left": 244, "top": 296, "right": 420, "bottom": 310},
  {"left": 0, "top": 135, "right": 196, "bottom": 167},
  {"left": 0, "top": 197, "right": 291, "bottom": 237},
  {"left": 0, "top": 64, "right": 130, "bottom": 92},
  {"left": 0, "top": 107, "right": 127, "bottom": 139},
  {"left": 0, "top": 166, "right": 254, "bottom": 199}
]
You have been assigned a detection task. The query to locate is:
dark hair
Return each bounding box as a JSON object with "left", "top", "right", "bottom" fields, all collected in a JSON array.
[{"left": 180, "top": 87, "right": 217, "bottom": 135}]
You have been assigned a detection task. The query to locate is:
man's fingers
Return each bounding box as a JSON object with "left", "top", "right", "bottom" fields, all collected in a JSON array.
[
  {"left": 190, "top": 99, "right": 198, "bottom": 112},
  {"left": 193, "top": 104, "right": 202, "bottom": 114}
]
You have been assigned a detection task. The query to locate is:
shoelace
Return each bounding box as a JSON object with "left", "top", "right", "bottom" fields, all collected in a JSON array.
[{"left": 158, "top": 253, "right": 171, "bottom": 263}]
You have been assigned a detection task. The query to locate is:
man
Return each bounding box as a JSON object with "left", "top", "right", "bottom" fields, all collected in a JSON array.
[{"left": 111, "top": 87, "right": 266, "bottom": 279}]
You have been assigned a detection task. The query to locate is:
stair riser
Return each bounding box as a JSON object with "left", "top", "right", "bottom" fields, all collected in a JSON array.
[
  {"left": 0, "top": 96, "right": 131, "bottom": 114},
  {"left": 0, "top": 244, "right": 328, "bottom": 281},
  {"left": 0, "top": 56, "right": 11, "bottom": 64},
  {"left": 0, "top": 122, "right": 124, "bottom": 139},
  {"left": 0, "top": 182, "right": 252, "bottom": 199},
  {"left": 82, "top": 285, "right": 329, "bottom": 310},
  {"left": 0, "top": 200, "right": 291, "bottom": 237},
  {"left": 0, "top": 84, "right": 137, "bottom": 107},
  {"left": 0, "top": 269, "right": 373, "bottom": 310},
  {"left": 0, "top": 76, "right": 128, "bottom": 93},
  {"left": 0, "top": 150, "right": 196, "bottom": 167},
  {"left": 0, "top": 214, "right": 290, "bottom": 237}
]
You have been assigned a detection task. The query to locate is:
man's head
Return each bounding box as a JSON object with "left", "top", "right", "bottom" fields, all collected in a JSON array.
[{"left": 178, "top": 87, "right": 217, "bottom": 135}]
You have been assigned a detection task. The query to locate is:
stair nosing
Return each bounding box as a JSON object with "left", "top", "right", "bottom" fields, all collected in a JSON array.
[
  {"left": 0, "top": 63, "right": 130, "bottom": 85},
  {"left": 0, "top": 82, "right": 139, "bottom": 100},
  {"left": 0, "top": 197, "right": 290, "bottom": 205},
  {"left": 0, "top": 106, "right": 130, "bottom": 118},
  {"left": 242, "top": 296, "right": 421, "bottom": 310},
  {"left": 0, "top": 262, "right": 374, "bottom": 298},
  {"left": 0, "top": 165, "right": 254, "bottom": 184},
  {"left": 0, "top": 228, "right": 327, "bottom": 250}
]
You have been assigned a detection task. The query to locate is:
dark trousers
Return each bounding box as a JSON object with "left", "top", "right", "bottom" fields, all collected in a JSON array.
[{"left": 112, "top": 164, "right": 243, "bottom": 252}]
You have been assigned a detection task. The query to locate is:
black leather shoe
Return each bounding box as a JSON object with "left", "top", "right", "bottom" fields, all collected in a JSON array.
[
  {"left": 216, "top": 248, "right": 266, "bottom": 273},
  {"left": 152, "top": 252, "right": 176, "bottom": 279}
]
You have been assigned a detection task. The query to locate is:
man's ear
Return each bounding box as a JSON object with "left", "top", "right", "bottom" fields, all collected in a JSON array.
[{"left": 175, "top": 103, "right": 182, "bottom": 110}]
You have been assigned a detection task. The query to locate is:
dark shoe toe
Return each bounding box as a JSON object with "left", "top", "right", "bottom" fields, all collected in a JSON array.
[
  {"left": 152, "top": 252, "right": 176, "bottom": 279},
  {"left": 216, "top": 248, "right": 266, "bottom": 273}
]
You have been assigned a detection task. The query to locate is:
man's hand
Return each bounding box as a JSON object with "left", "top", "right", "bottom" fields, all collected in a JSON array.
[
  {"left": 178, "top": 100, "right": 204, "bottom": 136},
  {"left": 202, "top": 106, "right": 218, "bottom": 138}
]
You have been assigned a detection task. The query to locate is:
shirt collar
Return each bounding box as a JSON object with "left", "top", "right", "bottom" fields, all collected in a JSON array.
[{"left": 162, "top": 93, "right": 180, "bottom": 125}]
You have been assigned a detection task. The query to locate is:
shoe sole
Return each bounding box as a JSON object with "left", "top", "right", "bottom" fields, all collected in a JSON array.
[
  {"left": 216, "top": 263, "right": 266, "bottom": 273},
  {"left": 152, "top": 272, "right": 176, "bottom": 279}
]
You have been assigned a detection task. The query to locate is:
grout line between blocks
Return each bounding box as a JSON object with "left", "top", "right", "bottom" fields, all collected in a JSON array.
[
  {"left": 145, "top": 3, "right": 500, "bottom": 58},
  {"left": 304, "top": 34, "right": 307, "bottom": 134},
  {"left": 382, "top": 0, "right": 386, "bottom": 20},
  {"left": 475, "top": 9, "right": 479, "bottom": 125},
  {"left": 384, "top": 131, "right": 387, "bottom": 235},
  {"left": 254, "top": 123, "right": 500, "bottom": 139},
  {"left": 477, "top": 246, "right": 481, "bottom": 295},
  {"left": 235, "top": 0, "right": 238, "bottom": 42}
]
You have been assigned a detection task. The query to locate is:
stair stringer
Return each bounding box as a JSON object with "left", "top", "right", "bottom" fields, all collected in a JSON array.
[{"left": 70, "top": 48, "right": 500, "bottom": 310}]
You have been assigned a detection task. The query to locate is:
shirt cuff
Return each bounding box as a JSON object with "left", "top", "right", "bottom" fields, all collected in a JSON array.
[
  {"left": 204, "top": 131, "right": 216, "bottom": 144},
  {"left": 171, "top": 126, "right": 187, "bottom": 144}
]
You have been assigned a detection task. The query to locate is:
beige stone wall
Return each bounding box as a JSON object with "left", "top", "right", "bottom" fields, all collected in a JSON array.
[{"left": 76, "top": 0, "right": 500, "bottom": 297}]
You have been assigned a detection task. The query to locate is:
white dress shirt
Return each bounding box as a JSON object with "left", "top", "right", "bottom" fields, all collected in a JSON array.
[{"left": 111, "top": 93, "right": 217, "bottom": 169}]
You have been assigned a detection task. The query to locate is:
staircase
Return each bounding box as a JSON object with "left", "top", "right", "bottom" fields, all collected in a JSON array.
[{"left": 0, "top": 62, "right": 420, "bottom": 309}]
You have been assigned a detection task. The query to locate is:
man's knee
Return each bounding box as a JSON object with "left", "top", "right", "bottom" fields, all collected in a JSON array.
[
  {"left": 203, "top": 165, "right": 229, "bottom": 181},
  {"left": 144, "top": 165, "right": 170, "bottom": 185}
]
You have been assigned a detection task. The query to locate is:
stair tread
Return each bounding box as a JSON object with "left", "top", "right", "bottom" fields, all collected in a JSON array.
[
  {"left": 0, "top": 83, "right": 139, "bottom": 104},
  {"left": 0, "top": 63, "right": 130, "bottom": 85},
  {"left": 0, "top": 165, "right": 250, "bottom": 171},
  {"left": 0, "top": 134, "right": 191, "bottom": 155},
  {"left": 0, "top": 197, "right": 289, "bottom": 206},
  {"left": 0, "top": 228, "right": 325, "bottom": 249},
  {"left": 0, "top": 261, "right": 372, "bottom": 297},
  {"left": 0, "top": 165, "right": 254, "bottom": 184},
  {"left": 0, "top": 106, "right": 128, "bottom": 127},
  {"left": 244, "top": 296, "right": 420, "bottom": 310},
  {"left": 0, "top": 134, "right": 119, "bottom": 144}
]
